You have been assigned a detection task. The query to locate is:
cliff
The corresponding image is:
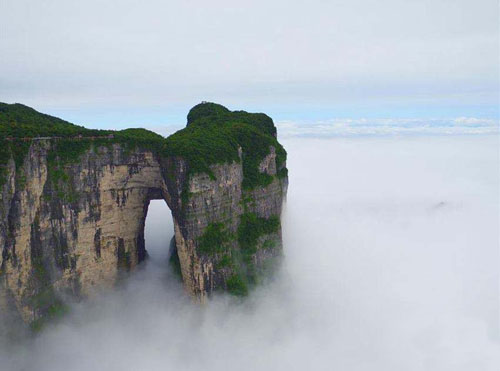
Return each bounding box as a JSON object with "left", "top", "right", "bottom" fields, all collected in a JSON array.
[{"left": 0, "top": 102, "right": 288, "bottom": 326}]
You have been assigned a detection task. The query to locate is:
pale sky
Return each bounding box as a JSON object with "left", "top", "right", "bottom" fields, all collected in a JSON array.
[{"left": 0, "top": 0, "right": 498, "bottom": 128}]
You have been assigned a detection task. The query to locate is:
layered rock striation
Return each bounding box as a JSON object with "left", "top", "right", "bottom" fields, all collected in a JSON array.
[{"left": 0, "top": 102, "right": 288, "bottom": 325}]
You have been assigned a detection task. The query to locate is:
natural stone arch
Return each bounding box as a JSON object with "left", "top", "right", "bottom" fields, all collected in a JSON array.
[
  {"left": 0, "top": 102, "right": 288, "bottom": 326},
  {"left": 0, "top": 145, "right": 179, "bottom": 322}
]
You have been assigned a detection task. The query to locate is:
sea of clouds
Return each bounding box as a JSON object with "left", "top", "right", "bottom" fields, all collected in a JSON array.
[
  {"left": 144, "top": 117, "right": 499, "bottom": 140},
  {"left": 276, "top": 117, "right": 499, "bottom": 137},
  {"left": 0, "top": 134, "right": 498, "bottom": 371}
]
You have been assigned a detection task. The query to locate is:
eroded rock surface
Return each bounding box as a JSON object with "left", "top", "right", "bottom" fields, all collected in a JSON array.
[{"left": 0, "top": 102, "right": 288, "bottom": 324}]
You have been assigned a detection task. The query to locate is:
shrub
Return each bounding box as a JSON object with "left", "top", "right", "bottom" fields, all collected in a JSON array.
[
  {"left": 237, "top": 212, "right": 280, "bottom": 254},
  {"left": 197, "top": 222, "right": 229, "bottom": 255},
  {"left": 226, "top": 274, "right": 248, "bottom": 296}
]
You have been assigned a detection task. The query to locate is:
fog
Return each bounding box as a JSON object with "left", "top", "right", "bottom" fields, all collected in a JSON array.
[{"left": 1, "top": 135, "right": 499, "bottom": 370}]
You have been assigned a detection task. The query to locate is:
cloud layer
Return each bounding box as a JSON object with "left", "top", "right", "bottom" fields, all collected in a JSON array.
[
  {"left": 276, "top": 118, "right": 499, "bottom": 137},
  {"left": 1, "top": 135, "right": 498, "bottom": 370}
]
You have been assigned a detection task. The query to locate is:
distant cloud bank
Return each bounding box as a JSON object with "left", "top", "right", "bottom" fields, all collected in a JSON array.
[{"left": 276, "top": 117, "right": 499, "bottom": 137}]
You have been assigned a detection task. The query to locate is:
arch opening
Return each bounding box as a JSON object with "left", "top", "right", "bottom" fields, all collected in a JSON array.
[{"left": 143, "top": 199, "right": 180, "bottom": 277}]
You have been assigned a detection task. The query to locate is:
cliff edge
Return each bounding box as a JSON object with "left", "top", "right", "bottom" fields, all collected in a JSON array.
[{"left": 0, "top": 102, "right": 288, "bottom": 327}]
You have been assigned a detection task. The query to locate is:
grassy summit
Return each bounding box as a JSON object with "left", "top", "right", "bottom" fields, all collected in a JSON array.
[
  {"left": 0, "top": 103, "right": 89, "bottom": 138},
  {"left": 0, "top": 102, "right": 287, "bottom": 191},
  {"left": 164, "top": 102, "right": 286, "bottom": 189},
  {"left": 0, "top": 102, "right": 163, "bottom": 141},
  {"left": 0, "top": 103, "right": 165, "bottom": 187}
]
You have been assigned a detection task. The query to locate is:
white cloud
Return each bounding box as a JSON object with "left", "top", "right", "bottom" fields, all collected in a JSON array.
[
  {"left": 0, "top": 135, "right": 498, "bottom": 371},
  {"left": 277, "top": 118, "right": 499, "bottom": 137}
]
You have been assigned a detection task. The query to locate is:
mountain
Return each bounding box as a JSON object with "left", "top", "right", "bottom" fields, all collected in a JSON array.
[{"left": 0, "top": 102, "right": 288, "bottom": 329}]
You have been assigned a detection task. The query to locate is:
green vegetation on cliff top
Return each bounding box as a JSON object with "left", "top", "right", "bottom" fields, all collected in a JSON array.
[
  {"left": 164, "top": 102, "right": 286, "bottom": 189},
  {"left": 0, "top": 101, "right": 287, "bottom": 191},
  {"left": 1, "top": 102, "right": 92, "bottom": 138},
  {"left": 0, "top": 102, "right": 166, "bottom": 141}
]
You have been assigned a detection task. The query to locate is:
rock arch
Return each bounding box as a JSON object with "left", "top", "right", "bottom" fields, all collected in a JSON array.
[{"left": 0, "top": 102, "right": 288, "bottom": 326}]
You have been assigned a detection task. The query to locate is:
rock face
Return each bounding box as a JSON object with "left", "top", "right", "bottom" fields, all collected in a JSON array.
[{"left": 0, "top": 103, "right": 288, "bottom": 325}]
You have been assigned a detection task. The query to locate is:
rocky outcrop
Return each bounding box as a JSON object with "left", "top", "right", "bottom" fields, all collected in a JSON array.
[{"left": 0, "top": 103, "right": 288, "bottom": 325}]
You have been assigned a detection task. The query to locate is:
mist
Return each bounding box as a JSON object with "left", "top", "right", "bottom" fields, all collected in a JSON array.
[{"left": 1, "top": 135, "right": 498, "bottom": 370}]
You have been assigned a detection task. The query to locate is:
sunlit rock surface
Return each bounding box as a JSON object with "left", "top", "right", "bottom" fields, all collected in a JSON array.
[{"left": 0, "top": 103, "right": 288, "bottom": 324}]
